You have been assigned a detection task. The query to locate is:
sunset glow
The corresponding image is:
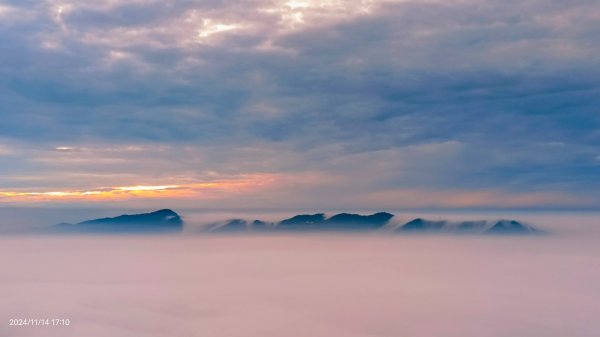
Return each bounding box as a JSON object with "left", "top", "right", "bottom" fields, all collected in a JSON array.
[{"left": 0, "top": 175, "right": 277, "bottom": 203}]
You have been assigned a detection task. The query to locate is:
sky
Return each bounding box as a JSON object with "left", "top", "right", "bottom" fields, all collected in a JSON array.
[{"left": 0, "top": 0, "right": 599, "bottom": 209}]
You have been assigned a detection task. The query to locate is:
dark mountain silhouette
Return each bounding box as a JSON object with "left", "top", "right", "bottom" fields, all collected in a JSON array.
[
  {"left": 53, "top": 209, "right": 183, "bottom": 233},
  {"left": 398, "top": 218, "right": 447, "bottom": 232},
  {"left": 203, "top": 213, "right": 539, "bottom": 234},
  {"left": 52, "top": 210, "right": 539, "bottom": 235},
  {"left": 206, "top": 212, "right": 394, "bottom": 232},
  {"left": 207, "top": 219, "right": 274, "bottom": 232},
  {"left": 396, "top": 218, "right": 539, "bottom": 235},
  {"left": 325, "top": 212, "right": 394, "bottom": 230},
  {"left": 484, "top": 220, "right": 538, "bottom": 235},
  {"left": 208, "top": 219, "right": 249, "bottom": 232},
  {"left": 276, "top": 212, "right": 393, "bottom": 231},
  {"left": 279, "top": 213, "right": 326, "bottom": 226},
  {"left": 252, "top": 220, "right": 272, "bottom": 231}
]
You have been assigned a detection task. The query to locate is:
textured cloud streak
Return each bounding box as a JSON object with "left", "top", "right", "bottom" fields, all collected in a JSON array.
[{"left": 0, "top": 0, "right": 599, "bottom": 207}]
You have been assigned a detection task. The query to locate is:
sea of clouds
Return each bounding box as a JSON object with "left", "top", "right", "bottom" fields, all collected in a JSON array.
[{"left": 1, "top": 215, "right": 599, "bottom": 337}]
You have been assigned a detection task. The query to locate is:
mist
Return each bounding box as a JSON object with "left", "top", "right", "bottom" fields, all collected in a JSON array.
[{"left": 1, "top": 219, "right": 599, "bottom": 336}]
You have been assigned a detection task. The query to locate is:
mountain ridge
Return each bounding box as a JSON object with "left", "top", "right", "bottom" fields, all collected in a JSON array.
[
  {"left": 205, "top": 212, "right": 540, "bottom": 235},
  {"left": 50, "top": 210, "right": 541, "bottom": 235},
  {"left": 53, "top": 209, "right": 184, "bottom": 233}
]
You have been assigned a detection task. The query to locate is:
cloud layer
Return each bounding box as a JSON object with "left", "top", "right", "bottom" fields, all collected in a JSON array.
[
  {"left": 2, "top": 232, "right": 600, "bottom": 336},
  {"left": 0, "top": 0, "right": 599, "bottom": 207}
]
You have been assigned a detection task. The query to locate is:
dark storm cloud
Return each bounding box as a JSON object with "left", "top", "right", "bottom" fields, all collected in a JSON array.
[{"left": 0, "top": 0, "right": 599, "bottom": 206}]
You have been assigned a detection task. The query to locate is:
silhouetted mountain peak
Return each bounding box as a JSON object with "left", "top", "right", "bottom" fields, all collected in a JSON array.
[
  {"left": 206, "top": 218, "right": 276, "bottom": 232},
  {"left": 397, "top": 218, "right": 539, "bottom": 235},
  {"left": 208, "top": 212, "right": 395, "bottom": 232},
  {"left": 328, "top": 212, "right": 393, "bottom": 223},
  {"left": 279, "top": 213, "right": 326, "bottom": 226},
  {"left": 399, "top": 218, "right": 447, "bottom": 231},
  {"left": 54, "top": 209, "right": 183, "bottom": 233},
  {"left": 484, "top": 220, "right": 538, "bottom": 235}
]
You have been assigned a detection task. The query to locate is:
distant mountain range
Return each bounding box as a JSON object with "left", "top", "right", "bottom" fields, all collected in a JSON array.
[
  {"left": 206, "top": 212, "right": 540, "bottom": 235},
  {"left": 207, "top": 212, "right": 394, "bottom": 232},
  {"left": 396, "top": 218, "right": 539, "bottom": 234},
  {"left": 53, "top": 209, "right": 183, "bottom": 233},
  {"left": 51, "top": 209, "right": 540, "bottom": 235}
]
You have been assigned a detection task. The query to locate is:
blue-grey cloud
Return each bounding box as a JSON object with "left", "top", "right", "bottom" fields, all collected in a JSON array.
[{"left": 0, "top": 0, "right": 599, "bottom": 207}]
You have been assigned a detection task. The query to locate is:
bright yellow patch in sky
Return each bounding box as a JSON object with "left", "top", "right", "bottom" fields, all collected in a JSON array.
[
  {"left": 0, "top": 175, "right": 276, "bottom": 203},
  {"left": 0, "top": 185, "right": 179, "bottom": 200},
  {"left": 114, "top": 185, "right": 180, "bottom": 192}
]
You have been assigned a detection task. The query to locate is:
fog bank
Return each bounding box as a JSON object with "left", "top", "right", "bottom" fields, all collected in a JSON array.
[{"left": 1, "top": 234, "right": 599, "bottom": 337}]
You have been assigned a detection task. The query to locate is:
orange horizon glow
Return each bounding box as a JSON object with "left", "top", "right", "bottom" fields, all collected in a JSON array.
[
  {"left": 0, "top": 172, "right": 590, "bottom": 208},
  {"left": 0, "top": 175, "right": 278, "bottom": 202}
]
